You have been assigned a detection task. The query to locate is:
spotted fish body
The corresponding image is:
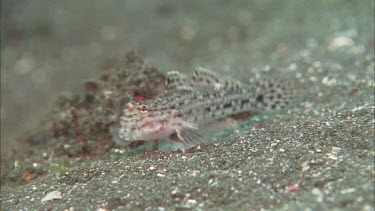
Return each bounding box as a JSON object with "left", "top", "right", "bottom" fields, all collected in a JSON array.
[{"left": 119, "top": 67, "right": 297, "bottom": 149}]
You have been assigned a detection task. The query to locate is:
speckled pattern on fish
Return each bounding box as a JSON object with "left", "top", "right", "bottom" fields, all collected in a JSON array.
[{"left": 119, "top": 67, "right": 299, "bottom": 150}]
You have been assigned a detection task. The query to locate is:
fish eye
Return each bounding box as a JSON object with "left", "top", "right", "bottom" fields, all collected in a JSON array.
[{"left": 139, "top": 105, "right": 147, "bottom": 112}]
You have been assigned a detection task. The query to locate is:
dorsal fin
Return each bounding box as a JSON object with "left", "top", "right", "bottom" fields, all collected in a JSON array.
[
  {"left": 165, "top": 68, "right": 244, "bottom": 95},
  {"left": 165, "top": 70, "right": 193, "bottom": 94},
  {"left": 255, "top": 78, "right": 300, "bottom": 111},
  {"left": 192, "top": 67, "right": 244, "bottom": 91}
]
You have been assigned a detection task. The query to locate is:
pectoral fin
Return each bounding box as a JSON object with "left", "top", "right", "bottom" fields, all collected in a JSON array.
[{"left": 175, "top": 126, "right": 208, "bottom": 146}]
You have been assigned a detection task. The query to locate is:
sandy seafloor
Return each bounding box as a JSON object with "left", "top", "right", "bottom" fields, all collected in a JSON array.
[{"left": 1, "top": 1, "right": 374, "bottom": 210}]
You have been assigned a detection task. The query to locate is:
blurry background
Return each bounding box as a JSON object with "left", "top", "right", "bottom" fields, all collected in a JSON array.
[{"left": 1, "top": 0, "right": 373, "bottom": 157}]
